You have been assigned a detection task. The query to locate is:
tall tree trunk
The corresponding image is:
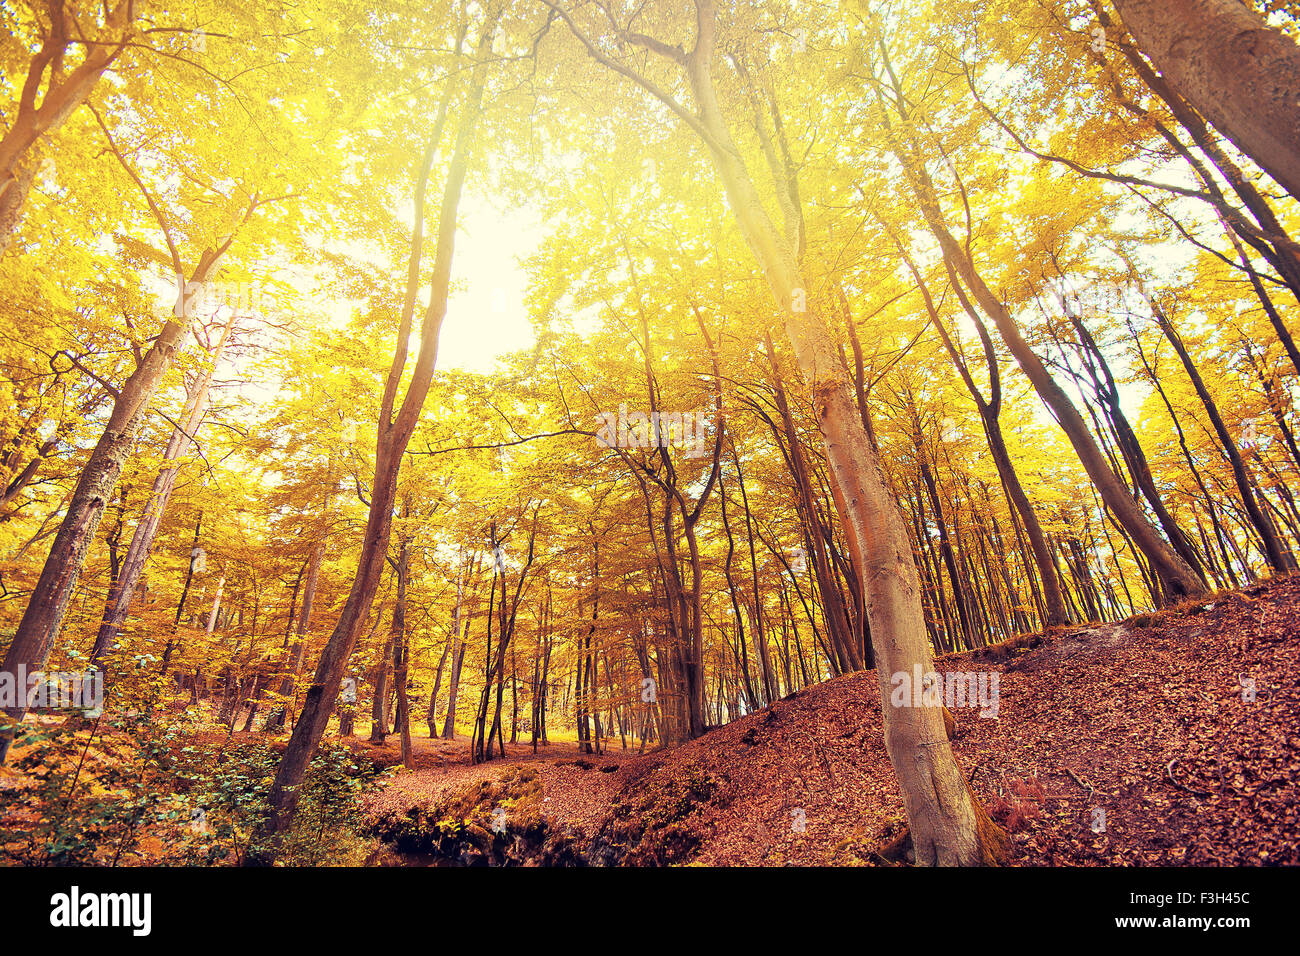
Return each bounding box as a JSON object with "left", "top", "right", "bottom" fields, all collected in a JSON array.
[
  {"left": 160, "top": 514, "right": 203, "bottom": 676},
  {"left": 913, "top": 416, "right": 975, "bottom": 647},
  {"left": 1057, "top": 300, "right": 1208, "bottom": 585},
  {"left": 369, "top": 630, "right": 393, "bottom": 743},
  {"left": 206, "top": 575, "right": 225, "bottom": 635},
  {"left": 763, "top": 346, "right": 860, "bottom": 672},
  {"left": 718, "top": 469, "right": 760, "bottom": 711},
  {"left": 389, "top": 537, "right": 413, "bottom": 769},
  {"left": 426, "top": 641, "right": 450, "bottom": 738},
  {"left": 0, "top": 229, "right": 252, "bottom": 763},
  {"left": 248, "top": 39, "right": 491, "bottom": 854},
  {"left": 1149, "top": 299, "right": 1296, "bottom": 572},
  {"left": 442, "top": 633, "right": 470, "bottom": 740},
  {"left": 671, "top": 2, "right": 1000, "bottom": 863},
  {"left": 426, "top": 555, "right": 468, "bottom": 736},
  {"left": 1110, "top": 0, "right": 1300, "bottom": 203},
  {"left": 267, "top": 542, "right": 323, "bottom": 732}
]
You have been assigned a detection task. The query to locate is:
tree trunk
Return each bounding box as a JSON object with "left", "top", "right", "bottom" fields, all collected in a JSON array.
[
  {"left": 426, "top": 641, "right": 450, "bottom": 738},
  {"left": 668, "top": 3, "right": 1001, "bottom": 863},
  {"left": 442, "top": 637, "right": 469, "bottom": 740},
  {"left": 267, "top": 542, "right": 323, "bottom": 733},
  {"left": 1151, "top": 300, "right": 1296, "bottom": 572},
  {"left": 1110, "top": 0, "right": 1300, "bottom": 203},
  {"left": 249, "top": 44, "right": 491, "bottom": 853},
  {"left": 369, "top": 631, "right": 392, "bottom": 744},
  {"left": 390, "top": 537, "right": 413, "bottom": 769}
]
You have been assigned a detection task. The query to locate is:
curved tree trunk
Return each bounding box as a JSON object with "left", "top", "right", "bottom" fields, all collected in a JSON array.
[
  {"left": 247, "top": 39, "right": 491, "bottom": 856},
  {"left": 1151, "top": 301, "right": 1296, "bottom": 572},
  {"left": 899, "top": 245, "right": 1073, "bottom": 630}
]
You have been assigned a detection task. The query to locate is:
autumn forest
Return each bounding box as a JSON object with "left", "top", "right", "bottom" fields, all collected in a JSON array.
[{"left": 1, "top": 0, "right": 1299, "bottom": 884}]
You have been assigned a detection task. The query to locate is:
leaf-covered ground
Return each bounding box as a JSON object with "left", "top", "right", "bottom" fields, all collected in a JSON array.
[{"left": 365, "top": 575, "right": 1300, "bottom": 866}]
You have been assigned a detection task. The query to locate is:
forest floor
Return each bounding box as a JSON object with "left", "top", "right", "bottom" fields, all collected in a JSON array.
[
  {"left": 363, "top": 575, "right": 1300, "bottom": 866},
  {"left": 2, "top": 576, "right": 1295, "bottom": 866}
]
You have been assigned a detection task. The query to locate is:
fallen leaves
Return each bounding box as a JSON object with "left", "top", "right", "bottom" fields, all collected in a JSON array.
[{"left": 365, "top": 575, "right": 1300, "bottom": 865}]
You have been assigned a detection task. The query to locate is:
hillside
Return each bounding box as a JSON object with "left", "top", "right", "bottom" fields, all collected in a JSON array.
[{"left": 365, "top": 577, "right": 1300, "bottom": 866}]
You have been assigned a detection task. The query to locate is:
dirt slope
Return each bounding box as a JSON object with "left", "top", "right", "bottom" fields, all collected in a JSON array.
[{"left": 367, "top": 576, "right": 1300, "bottom": 866}]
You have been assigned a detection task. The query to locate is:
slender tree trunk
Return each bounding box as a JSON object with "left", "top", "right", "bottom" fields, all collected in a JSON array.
[
  {"left": 718, "top": 470, "right": 759, "bottom": 711},
  {"left": 442, "top": 637, "right": 469, "bottom": 740},
  {"left": 915, "top": 426, "right": 975, "bottom": 647},
  {"left": 893, "top": 139, "right": 1203, "bottom": 599},
  {"left": 369, "top": 630, "right": 393, "bottom": 743},
  {"left": 268, "top": 542, "right": 323, "bottom": 733},
  {"left": 389, "top": 537, "right": 413, "bottom": 769},
  {"left": 426, "top": 641, "right": 450, "bottom": 738},
  {"left": 206, "top": 575, "right": 225, "bottom": 634},
  {"left": 248, "top": 42, "right": 490, "bottom": 853}
]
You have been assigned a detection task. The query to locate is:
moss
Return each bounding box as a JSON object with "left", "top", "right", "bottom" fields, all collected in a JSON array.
[
  {"left": 870, "top": 789, "right": 1010, "bottom": 867},
  {"left": 370, "top": 763, "right": 551, "bottom": 864},
  {"left": 970, "top": 784, "right": 1012, "bottom": 866},
  {"left": 968, "top": 629, "right": 1047, "bottom": 663},
  {"left": 600, "top": 765, "right": 723, "bottom": 866}
]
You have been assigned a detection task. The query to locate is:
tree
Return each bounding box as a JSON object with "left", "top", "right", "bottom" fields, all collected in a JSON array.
[
  {"left": 0, "top": 197, "right": 261, "bottom": 762},
  {"left": 866, "top": 29, "right": 1206, "bottom": 604},
  {"left": 1110, "top": 0, "right": 1300, "bottom": 203},
  {"left": 543, "top": 0, "right": 1005, "bottom": 865},
  {"left": 249, "top": 13, "right": 496, "bottom": 855},
  {"left": 91, "top": 311, "right": 238, "bottom": 663},
  {"left": 0, "top": 0, "right": 138, "bottom": 254}
]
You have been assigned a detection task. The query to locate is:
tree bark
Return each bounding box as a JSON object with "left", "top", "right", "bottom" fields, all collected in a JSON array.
[
  {"left": 1111, "top": 0, "right": 1300, "bottom": 203},
  {"left": 1149, "top": 299, "right": 1295, "bottom": 572},
  {"left": 426, "top": 640, "right": 450, "bottom": 738},
  {"left": 389, "top": 536, "right": 413, "bottom": 769},
  {"left": 248, "top": 38, "right": 490, "bottom": 854},
  {"left": 267, "top": 542, "right": 323, "bottom": 733}
]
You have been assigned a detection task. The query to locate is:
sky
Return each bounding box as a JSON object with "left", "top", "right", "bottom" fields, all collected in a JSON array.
[
  {"left": 431, "top": 191, "right": 541, "bottom": 375},
  {"left": 153, "top": 187, "right": 544, "bottom": 383}
]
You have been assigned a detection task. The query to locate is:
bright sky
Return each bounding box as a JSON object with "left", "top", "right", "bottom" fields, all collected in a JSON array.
[{"left": 435, "top": 191, "right": 541, "bottom": 374}]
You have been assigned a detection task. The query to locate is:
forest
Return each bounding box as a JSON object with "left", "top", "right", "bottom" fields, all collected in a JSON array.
[{"left": 0, "top": 0, "right": 1298, "bottom": 877}]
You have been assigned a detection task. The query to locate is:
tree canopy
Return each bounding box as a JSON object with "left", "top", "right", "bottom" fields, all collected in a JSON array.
[{"left": 2, "top": 0, "right": 1299, "bottom": 872}]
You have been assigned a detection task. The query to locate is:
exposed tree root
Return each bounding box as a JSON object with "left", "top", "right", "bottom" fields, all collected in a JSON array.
[{"left": 873, "top": 782, "right": 1009, "bottom": 866}]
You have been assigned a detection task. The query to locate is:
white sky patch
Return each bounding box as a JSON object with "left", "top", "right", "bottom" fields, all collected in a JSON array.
[{"left": 437, "top": 191, "right": 540, "bottom": 373}]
